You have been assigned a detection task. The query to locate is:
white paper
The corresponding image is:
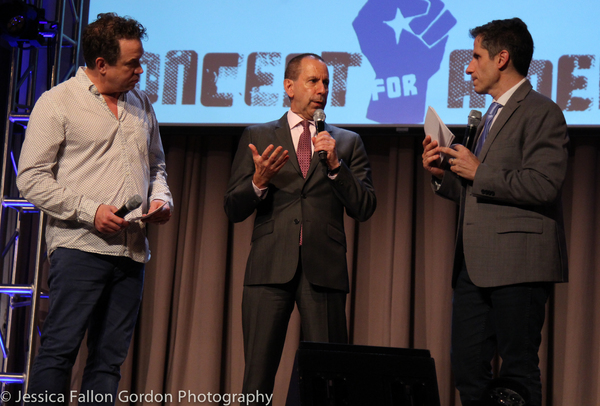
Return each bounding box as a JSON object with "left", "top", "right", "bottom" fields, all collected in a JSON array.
[
  {"left": 424, "top": 106, "right": 455, "bottom": 163},
  {"left": 128, "top": 201, "right": 167, "bottom": 222}
]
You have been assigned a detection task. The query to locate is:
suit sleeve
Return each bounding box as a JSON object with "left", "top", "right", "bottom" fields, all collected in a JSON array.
[
  {"left": 434, "top": 170, "right": 462, "bottom": 204},
  {"left": 472, "top": 101, "right": 569, "bottom": 206},
  {"left": 329, "top": 132, "right": 377, "bottom": 222},
  {"left": 224, "top": 127, "right": 263, "bottom": 223}
]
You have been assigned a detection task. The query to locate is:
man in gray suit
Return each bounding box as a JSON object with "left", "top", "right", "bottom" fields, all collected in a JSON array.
[
  {"left": 225, "top": 53, "right": 376, "bottom": 403},
  {"left": 422, "top": 18, "right": 568, "bottom": 406}
]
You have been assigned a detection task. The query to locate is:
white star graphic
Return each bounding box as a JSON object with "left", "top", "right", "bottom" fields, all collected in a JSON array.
[{"left": 384, "top": 8, "right": 414, "bottom": 44}]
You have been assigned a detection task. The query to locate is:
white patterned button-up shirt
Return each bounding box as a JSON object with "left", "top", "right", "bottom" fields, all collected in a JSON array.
[{"left": 17, "top": 67, "right": 172, "bottom": 263}]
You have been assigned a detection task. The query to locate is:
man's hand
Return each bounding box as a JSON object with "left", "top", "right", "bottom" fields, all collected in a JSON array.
[
  {"left": 313, "top": 131, "right": 340, "bottom": 170},
  {"left": 422, "top": 135, "right": 444, "bottom": 179},
  {"left": 94, "top": 204, "right": 129, "bottom": 234},
  {"left": 439, "top": 144, "right": 480, "bottom": 181},
  {"left": 249, "top": 144, "right": 289, "bottom": 189},
  {"left": 142, "top": 199, "right": 172, "bottom": 225}
]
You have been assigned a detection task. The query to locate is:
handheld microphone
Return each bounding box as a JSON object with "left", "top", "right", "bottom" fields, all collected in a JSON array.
[
  {"left": 463, "top": 110, "right": 482, "bottom": 151},
  {"left": 313, "top": 109, "right": 327, "bottom": 163},
  {"left": 114, "top": 194, "right": 143, "bottom": 218}
]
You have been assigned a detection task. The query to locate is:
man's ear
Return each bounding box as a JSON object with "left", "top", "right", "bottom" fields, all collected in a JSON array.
[
  {"left": 284, "top": 78, "right": 294, "bottom": 99},
  {"left": 496, "top": 50, "right": 510, "bottom": 70},
  {"left": 95, "top": 57, "right": 108, "bottom": 74}
]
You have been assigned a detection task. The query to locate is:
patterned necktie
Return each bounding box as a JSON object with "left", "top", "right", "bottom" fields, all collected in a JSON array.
[
  {"left": 297, "top": 120, "right": 311, "bottom": 178},
  {"left": 297, "top": 120, "right": 312, "bottom": 245},
  {"left": 474, "top": 102, "right": 502, "bottom": 157}
]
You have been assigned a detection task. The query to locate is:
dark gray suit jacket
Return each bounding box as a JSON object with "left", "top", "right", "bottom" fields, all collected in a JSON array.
[
  {"left": 436, "top": 80, "right": 569, "bottom": 288},
  {"left": 224, "top": 114, "right": 376, "bottom": 292}
]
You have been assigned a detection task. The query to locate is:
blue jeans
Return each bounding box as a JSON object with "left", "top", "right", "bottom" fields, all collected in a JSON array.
[
  {"left": 26, "top": 248, "right": 144, "bottom": 406},
  {"left": 451, "top": 264, "right": 550, "bottom": 406}
]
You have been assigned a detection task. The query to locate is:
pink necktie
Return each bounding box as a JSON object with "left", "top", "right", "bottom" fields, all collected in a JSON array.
[
  {"left": 298, "top": 120, "right": 311, "bottom": 178},
  {"left": 297, "top": 120, "right": 311, "bottom": 244}
]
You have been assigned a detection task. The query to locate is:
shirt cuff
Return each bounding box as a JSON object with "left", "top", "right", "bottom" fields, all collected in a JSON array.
[
  {"left": 252, "top": 181, "right": 268, "bottom": 200},
  {"left": 78, "top": 198, "right": 101, "bottom": 226},
  {"left": 328, "top": 160, "right": 342, "bottom": 179}
]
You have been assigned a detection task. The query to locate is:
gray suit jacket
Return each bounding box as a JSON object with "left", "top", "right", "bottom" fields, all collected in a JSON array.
[
  {"left": 436, "top": 80, "right": 569, "bottom": 288},
  {"left": 224, "top": 114, "right": 376, "bottom": 292}
]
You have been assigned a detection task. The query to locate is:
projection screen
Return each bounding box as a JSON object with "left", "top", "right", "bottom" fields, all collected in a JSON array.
[{"left": 88, "top": 0, "right": 599, "bottom": 127}]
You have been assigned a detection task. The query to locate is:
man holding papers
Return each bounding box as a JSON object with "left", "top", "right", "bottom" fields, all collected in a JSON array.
[{"left": 422, "top": 18, "right": 569, "bottom": 406}]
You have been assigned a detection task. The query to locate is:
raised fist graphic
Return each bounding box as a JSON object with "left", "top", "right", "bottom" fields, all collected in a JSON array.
[{"left": 353, "top": 0, "right": 456, "bottom": 123}]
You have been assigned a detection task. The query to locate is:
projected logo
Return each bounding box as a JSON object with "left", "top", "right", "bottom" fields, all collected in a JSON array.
[
  {"left": 353, "top": 0, "right": 456, "bottom": 124},
  {"left": 136, "top": 51, "right": 360, "bottom": 110}
]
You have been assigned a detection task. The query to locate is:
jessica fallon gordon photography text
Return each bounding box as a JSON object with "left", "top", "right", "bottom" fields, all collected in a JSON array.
[{"left": 14, "top": 390, "right": 274, "bottom": 405}]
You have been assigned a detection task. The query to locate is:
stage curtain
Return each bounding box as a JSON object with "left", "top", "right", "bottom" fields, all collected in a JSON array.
[{"left": 68, "top": 130, "right": 600, "bottom": 406}]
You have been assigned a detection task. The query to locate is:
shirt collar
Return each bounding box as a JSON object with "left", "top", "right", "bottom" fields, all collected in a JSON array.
[
  {"left": 495, "top": 77, "right": 527, "bottom": 106},
  {"left": 76, "top": 66, "right": 126, "bottom": 101},
  {"left": 287, "top": 110, "right": 313, "bottom": 130},
  {"left": 76, "top": 67, "right": 100, "bottom": 95}
]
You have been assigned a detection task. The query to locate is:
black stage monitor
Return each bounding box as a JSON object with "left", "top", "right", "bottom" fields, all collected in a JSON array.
[{"left": 287, "top": 342, "right": 441, "bottom": 406}]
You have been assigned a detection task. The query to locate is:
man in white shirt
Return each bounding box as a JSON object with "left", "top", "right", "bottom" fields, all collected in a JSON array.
[{"left": 17, "top": 13, "right": 172, "bottom": 404}]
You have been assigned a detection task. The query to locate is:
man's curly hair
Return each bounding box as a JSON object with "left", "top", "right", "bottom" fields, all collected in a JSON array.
[{"left": 82, "top": 12, "right": 147, "bottom": 68}]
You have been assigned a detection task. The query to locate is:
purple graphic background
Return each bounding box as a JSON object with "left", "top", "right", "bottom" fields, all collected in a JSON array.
[{"left": 354, "top": 0, "right": 456, "bottom": 124}]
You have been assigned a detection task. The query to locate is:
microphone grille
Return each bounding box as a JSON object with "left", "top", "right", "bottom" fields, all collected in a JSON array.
[
  {"left": 468, "top": 110, "right": 482, "bottom": 126},
  {"left": 313, "top": 109, "right": 326, "bottom": 122},
  {"left": 126, "top": 194, "right": 143, "bottom": 211}
]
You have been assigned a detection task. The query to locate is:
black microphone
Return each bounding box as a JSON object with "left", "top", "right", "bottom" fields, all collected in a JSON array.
[
  {"left": 313, "top": 109, "right": 327, "bottom": 163},
  {"left": 114, "top": 194, "right": 143, "bottom": 218},
  {"left": 463, "top": 109, "right": 482, "bottom": 151}
]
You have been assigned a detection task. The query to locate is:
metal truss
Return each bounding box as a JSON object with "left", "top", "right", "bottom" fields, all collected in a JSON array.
[{"left": 0, "top": 0, "right": 85, "bottom": 398}]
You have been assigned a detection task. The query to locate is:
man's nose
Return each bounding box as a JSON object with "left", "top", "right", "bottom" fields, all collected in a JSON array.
[
  {"left": 465, "top": 60, "right": 474, "bottom": 74},
  {"left": 316, "top": 81, "right": 327, "bottom": 94}
]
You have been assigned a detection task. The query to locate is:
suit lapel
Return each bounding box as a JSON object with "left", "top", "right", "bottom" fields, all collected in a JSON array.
[
  {"left": 478, "top": 80, "right": 532, "bottom": 160},
  {"left": 275, "top": 114, "right": 303, "bottom": 177}
]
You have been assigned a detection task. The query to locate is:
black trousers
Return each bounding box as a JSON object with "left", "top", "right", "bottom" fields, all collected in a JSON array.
[
  {"left": 241, "top": 259, "right": 347, "bottom": 405},
  {"left": 451, "top": 263, "right": 551, "bottom": 406}
]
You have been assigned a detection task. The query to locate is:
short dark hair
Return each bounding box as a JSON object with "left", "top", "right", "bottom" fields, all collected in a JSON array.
[
  {"left": 469, "top": 17, "right": 534, "bottom": 77},
  {"left": 284, "top": 53, "right": 326, "bottom": 81},
  {"left": 83, "top": 13, "right": 147, "bottom": 68}
]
